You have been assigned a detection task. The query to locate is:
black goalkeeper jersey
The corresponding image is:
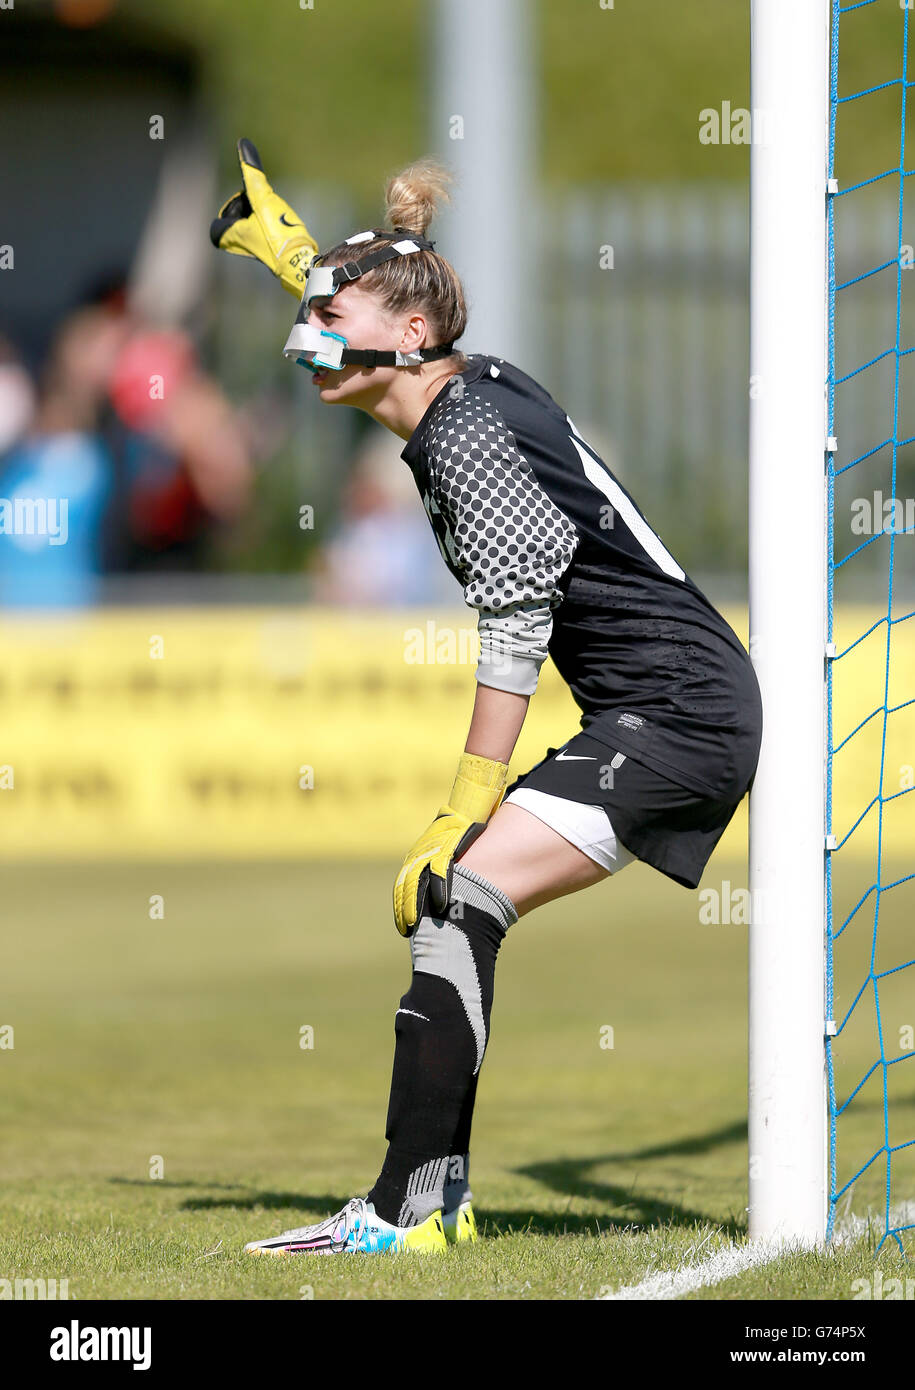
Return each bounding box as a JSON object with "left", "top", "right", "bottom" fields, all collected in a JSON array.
[{"left": 400, "top": 354, "right": 763, "bottom": 801}]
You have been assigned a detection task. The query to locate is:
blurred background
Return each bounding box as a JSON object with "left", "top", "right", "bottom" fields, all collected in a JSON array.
[{"left": 0, "top": 0, "right": 910, "bottom": 859}]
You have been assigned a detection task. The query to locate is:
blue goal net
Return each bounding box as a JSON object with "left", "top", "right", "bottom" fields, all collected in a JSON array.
[{"left": 826, "top": 0, "right": 915, "bottom": 1254}]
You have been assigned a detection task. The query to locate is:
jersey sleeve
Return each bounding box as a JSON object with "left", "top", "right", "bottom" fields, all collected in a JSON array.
[{"left": 427, "top": 390, "right": 579, "bottom": 696}]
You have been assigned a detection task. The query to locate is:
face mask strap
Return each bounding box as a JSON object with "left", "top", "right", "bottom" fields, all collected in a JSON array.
[{"left": 300, "top": 231, "right": 438, "bottom": 313}]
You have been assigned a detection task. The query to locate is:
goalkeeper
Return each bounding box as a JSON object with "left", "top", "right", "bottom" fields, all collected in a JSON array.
[{"left": 212, "top": 142, "right": 764, "bottom": 1257}]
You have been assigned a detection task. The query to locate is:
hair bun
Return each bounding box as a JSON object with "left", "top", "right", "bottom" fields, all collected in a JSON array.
[{"left": 384, "top": 158, "right": 452, "bottom": 237}]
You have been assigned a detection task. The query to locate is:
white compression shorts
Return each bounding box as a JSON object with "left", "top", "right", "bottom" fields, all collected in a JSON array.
[{"left": 504, "top": 787, "right": 637, "bottom": 874}]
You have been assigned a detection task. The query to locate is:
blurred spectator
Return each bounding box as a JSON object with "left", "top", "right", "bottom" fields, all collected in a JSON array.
[
  {"left": 0, "top": 309, "right": 116, "bottom": 607},
  {"left": 310, "top": 427, "right": 461, "bottom": 607},
  {"left": 102, "top": 317, "right": 252, "bottom": 569},
  {"left": 0, "top": 337, "right": 36, "bottom": 457},
  {"left": 88, "top": 276, "right": 254, "bottom": 570},
  {"left": 0, "top": 291, "right": 254, "bottom": 606}
]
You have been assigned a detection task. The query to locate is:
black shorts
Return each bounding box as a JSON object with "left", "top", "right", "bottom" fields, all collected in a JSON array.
[{"left": 504, "top": 730, "right": 754, "bottom": 890}]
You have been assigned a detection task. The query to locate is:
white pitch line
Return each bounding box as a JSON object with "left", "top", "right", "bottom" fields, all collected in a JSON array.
[
  {"left": 601, "top": 1204, "right": 915, "bottom": 1301},
  {"left": 602, "top": 1237, "right": 785, "bottom": 1301}
]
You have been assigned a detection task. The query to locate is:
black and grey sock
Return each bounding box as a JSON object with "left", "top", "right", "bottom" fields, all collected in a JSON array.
[{"left": 367, "top": 863, "right": 517, "bottom": 1227}]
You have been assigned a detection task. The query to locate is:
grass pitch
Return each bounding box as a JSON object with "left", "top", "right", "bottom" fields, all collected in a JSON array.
[{"left": 1, "top": 856, "right": 911, "bottom": 1301}]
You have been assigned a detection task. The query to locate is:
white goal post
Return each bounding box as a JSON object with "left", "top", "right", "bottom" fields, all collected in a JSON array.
[{"left": 748, "top": 0, "right": 831, "bottom": 1245}]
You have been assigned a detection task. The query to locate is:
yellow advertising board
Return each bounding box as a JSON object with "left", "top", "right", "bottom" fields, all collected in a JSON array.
[{"left": 0, "top": 605, "right": 908, "bottom": 862}]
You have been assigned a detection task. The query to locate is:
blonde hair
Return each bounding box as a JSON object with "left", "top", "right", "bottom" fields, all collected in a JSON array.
[
  {"left": 384, "top": 157, "right": 452, "bottom": 237},
  {"left": 317, "top": 158, "right": 468, "bottom": 366}
]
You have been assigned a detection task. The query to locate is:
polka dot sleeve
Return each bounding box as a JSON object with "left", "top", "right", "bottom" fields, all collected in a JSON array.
[{"left": 426, "top": 390, "right": 579, "bottom": 696}]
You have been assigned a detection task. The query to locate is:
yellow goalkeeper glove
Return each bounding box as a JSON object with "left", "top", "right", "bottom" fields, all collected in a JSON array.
[
  {"left": 209, "top": 138, "right": 319, "bottom": 299},
  {"left": 393, "top": 752, "right": 509, "bottom": 938}
]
